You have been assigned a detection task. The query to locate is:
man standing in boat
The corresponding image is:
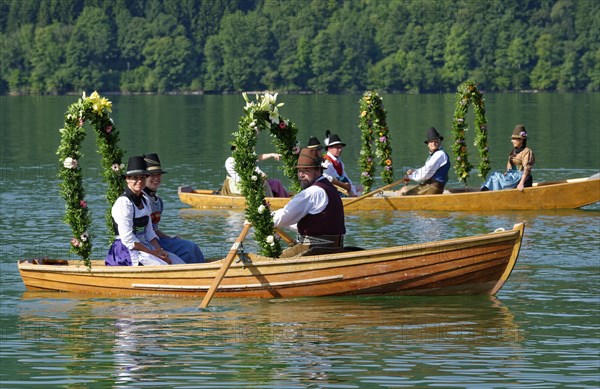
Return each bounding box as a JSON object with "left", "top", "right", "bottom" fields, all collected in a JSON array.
[
  {"left": 272, "top": 147, "right": 346, "bottom": 254},
  {"left": 397, "top": 127, "right": 450, "bottom": 196}
]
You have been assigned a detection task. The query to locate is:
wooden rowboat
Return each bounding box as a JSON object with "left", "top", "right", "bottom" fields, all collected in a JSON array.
[
  {"left": 179, "top": 175, "right": 599, "bottom": 211},
  {"left": 18, "top": 223, "right": 524, "bottom": 298}
]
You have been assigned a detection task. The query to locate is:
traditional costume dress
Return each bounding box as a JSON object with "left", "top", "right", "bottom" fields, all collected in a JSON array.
[
  {"left": 482, "top": 125, "right": 535, "bottom": 191},
  {"left": 105, "top": 156, "right": 184, "bottom": 266},
  {"left": 105, "top": 188, "right": 185, "bottom": 266},
  {"left": 143, "top": 187, "right": 205, "bottom": 263}
]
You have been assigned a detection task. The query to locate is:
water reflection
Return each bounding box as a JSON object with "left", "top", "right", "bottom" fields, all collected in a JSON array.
[{"left": 14, "top": 293, "right": 524, "bottom": 386}]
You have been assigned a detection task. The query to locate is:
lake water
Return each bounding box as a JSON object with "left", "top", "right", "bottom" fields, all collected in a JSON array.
[{"left": 1, "top": 93, "right": 599, "bottom": 387}]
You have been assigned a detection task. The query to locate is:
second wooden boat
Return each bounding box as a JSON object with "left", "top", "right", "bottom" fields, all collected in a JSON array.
[{"left": 178, "top": 175, "right": 599, "bottom": 211}]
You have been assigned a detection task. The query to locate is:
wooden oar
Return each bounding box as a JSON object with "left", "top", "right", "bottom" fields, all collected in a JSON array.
[
  {"left": 344, "top": 179, "right": 406, "bottom": 207},
  {"left": 199, "top": 223, "right": 252, "bottom": 309},
  {"left": 275, "top": 227, "right": 297, "bottom": 246}
]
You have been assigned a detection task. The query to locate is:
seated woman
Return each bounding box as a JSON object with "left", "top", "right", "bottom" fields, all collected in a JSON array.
[
  {"left": 222, "top": 146, "right": 288, "bottom": 197},
  {"left": 105, "top": 156, "right": 186, "bottom": 266},
  {"left": 143, "top": 153, "right": 205, "bottom": 264},
  {"left": 482, "top": 124, "right": 535, "bottom": 192}
]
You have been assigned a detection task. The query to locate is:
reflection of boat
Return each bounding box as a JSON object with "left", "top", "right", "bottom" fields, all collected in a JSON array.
[
  {"left": 18, "top": 224, "right": 524, "bottom": 298},
  {"left": 178, "top": 175, "right": 600, "bottom": 211}
]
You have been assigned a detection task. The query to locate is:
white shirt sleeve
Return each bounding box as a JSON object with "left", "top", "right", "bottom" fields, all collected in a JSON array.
[
  {"left": 323, "top": 160, "right": 336, "bottom": 182},
  {"left": 225, "top": 157, "right": 238, "bottom": 182},
  {"left": 323, "top": 155, "right": 356, "bottom": 195},
  {"left": 226, "top": 156, "right": 266, "bottom": 181},
  {"left": 409, "top": 150, "right": 449, "bottom": 182},
  {"left": 272, "top": 182, "right": 329, "bottom": 228},
  {"left": 112, "top": 197, "right": 138, "bottom": 249}
]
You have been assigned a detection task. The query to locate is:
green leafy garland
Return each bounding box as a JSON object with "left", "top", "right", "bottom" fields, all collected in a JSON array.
[
  {"left": 450, "top": 80, "right": 490, "bottom": 183},
  {"left": 358, "top": 91, "right": 394, "bottom": 192},
  {"left": 233, "top": 93, "right": 300, "bottom": 257},
  {"left": 56, "top": 91, "right": 125, "bottom": 267}
]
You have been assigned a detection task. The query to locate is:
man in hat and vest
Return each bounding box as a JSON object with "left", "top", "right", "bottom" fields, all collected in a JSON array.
[
  {"left": 398, "top": 127, "right": 450, "bottom": 196},
  {"left": 322, "top": 130, "right": 358, "bottom": 197},
  {"left": 142, "top": 153, "right": 206, "bottom": 263},
  {"left": 272, "top": 147, "right": 346, "bottom": 254}
]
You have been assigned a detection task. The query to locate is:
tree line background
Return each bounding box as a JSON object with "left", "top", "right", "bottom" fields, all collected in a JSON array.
[{"left": 1, "top": 0, "right": 598, "bottom": 95}]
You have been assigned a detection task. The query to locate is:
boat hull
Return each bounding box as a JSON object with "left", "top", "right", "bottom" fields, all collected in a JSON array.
[
  {"left": 18, "top": 224, "right": 524, "bottom": 298},
  {"left": 178, "top": 177, "right": 599, "bottom": 211}
]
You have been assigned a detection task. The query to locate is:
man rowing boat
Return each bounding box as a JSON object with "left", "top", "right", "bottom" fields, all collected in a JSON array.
[{"left": 272, "top": 147, "right": 346, "bottom": 254}]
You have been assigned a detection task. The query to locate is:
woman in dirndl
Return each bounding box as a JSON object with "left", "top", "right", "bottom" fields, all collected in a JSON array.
[
  {"left": 105, "top": 156, "right": 185, "bottom": 266},
  {"left": 481, "top": 124, "right": 535, "bottom": 192}
]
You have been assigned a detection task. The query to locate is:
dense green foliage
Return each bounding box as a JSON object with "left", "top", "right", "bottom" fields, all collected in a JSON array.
[
  {"left": 56, "top": 92, "right": 124, "bottom": 266},
  {"left": 1, "top": 0, "right": 598, "bottom": 94}
]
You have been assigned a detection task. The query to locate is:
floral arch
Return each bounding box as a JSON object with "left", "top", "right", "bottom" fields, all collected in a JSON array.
[
  {"left": 233, "top": 93, "right": 300, "bottom": 258},
  {"left": 451, "top": 80, "right": 491, "bottom": 183},
  {"left": 358, "top": 91, "right": 394, "bottom": 192},
  {"left": 57, "top": 92, "right": 125, "bottom": 267}
]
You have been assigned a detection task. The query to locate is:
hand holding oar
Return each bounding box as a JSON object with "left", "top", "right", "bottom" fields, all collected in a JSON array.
[
  {"left": 344, "top": 179, "right": 406, "bottom": 207},
  {"left": 199, "top": 223, "right": 252, "bottom": 309}
]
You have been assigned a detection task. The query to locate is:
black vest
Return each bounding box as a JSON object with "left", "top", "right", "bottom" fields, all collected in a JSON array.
[
  {"left": 297, "top": 178, "right": 346, "bottom": 236},
  {"left": 112, "top": 189, "right": 149, "bottom": 236}
]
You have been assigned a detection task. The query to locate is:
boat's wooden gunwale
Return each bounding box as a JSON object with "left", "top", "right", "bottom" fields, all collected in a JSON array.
[
  {"left": 18, "top": 228, "right": 520, "bottom": 275},
  {"left": 178, "top": 177, "right": 600, "bottom": 211}
]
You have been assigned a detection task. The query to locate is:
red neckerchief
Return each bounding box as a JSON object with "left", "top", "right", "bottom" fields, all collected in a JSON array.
[{"left": 324, "top": 154, "right": 343, "bottom": 176}]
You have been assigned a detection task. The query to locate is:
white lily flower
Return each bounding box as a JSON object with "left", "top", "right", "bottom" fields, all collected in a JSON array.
[
  {"left": 258, "top": 204, "right": 266, "bottom": 214},
  {"left": 266, "top": 235, "right": 274, "bottom": 244},
  {"left": 251, "top": 175, "right": 258, "bottom": 181},
  {"left": 269, "top": 111, "right": 280, "bottom": 124},
  {"left": 269, "top": 93, "right": 278, "bottom": 105}
]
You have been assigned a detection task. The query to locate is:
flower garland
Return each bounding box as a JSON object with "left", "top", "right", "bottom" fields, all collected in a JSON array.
[
  {"left": 450, "top": 80, "right": 490, "bottom": 183},
  {"left": 358, "top": 91, "right": 394, "bottom": 192},
  {"left": 56, "top": 91, "right": 125, "bottom": 267},
  {"left": 232, "top": 92, "right": 300, "bottom": 257}
]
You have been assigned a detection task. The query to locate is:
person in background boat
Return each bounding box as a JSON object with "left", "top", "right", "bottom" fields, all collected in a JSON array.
[
  {"left": 322, "top": 130, "right": 359, "bottom": 197},
  {"left": 481, "top": 124, "right": 535, "bottom": 192},
  {"left": 106, "top": 156, "right": 186, "bottom": 266},
  {"left": 396, "top": 127, "right": 450, "bottom": 196},
  {"left": 307, "top": 135, "right": 323, "bottom": 150},
  {"left": 142, "top": 153, "right": 205, "bottom": 263},
  {"left": 272, "top": 147, "right": 346, "bottom": 254},
  {"left": 222, "top": 146, "right": 288, "bottom": 197}
]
